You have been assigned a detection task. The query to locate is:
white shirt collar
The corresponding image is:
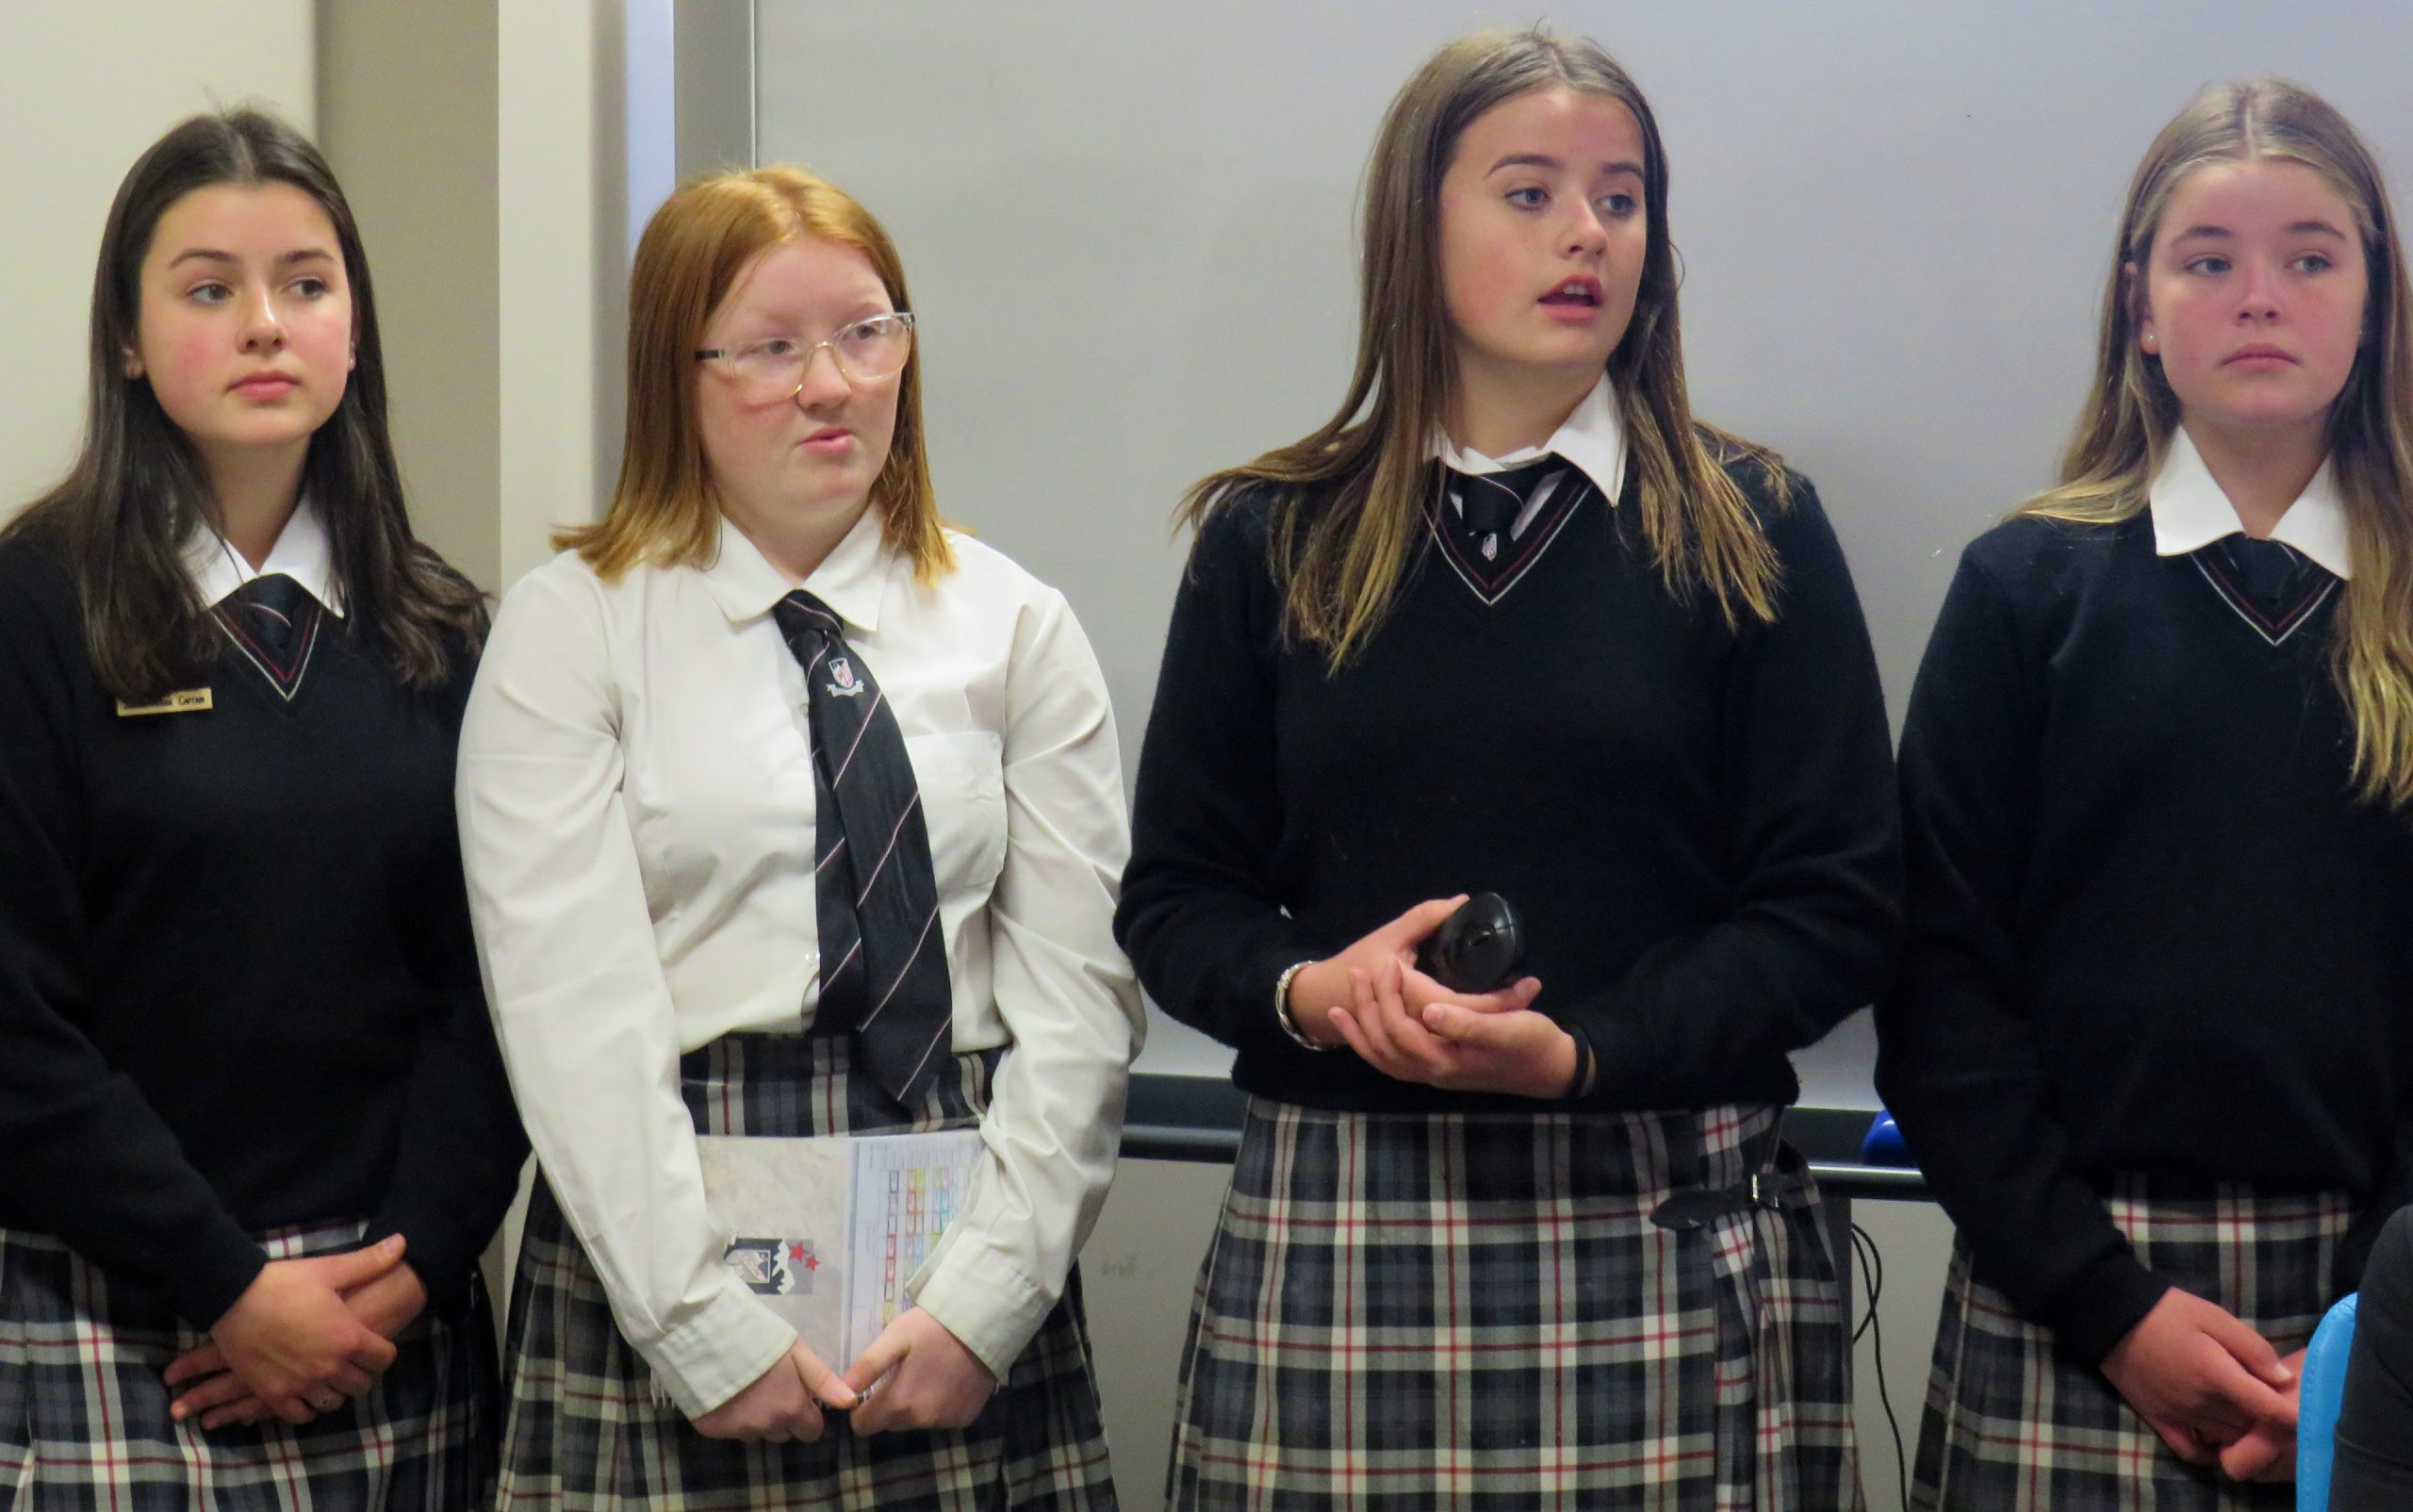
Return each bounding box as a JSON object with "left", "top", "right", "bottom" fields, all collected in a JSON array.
[
  {"left": 1431, "top": 374, "right": 1628, "bottom": 506},
  {"left": 178, "top": 498, "right": 346, "bottom": 616},
  {"left": 2149, "top": 426, "right": 2353, "bottom": 580},
  {"left": 701, "top": 506, "right": 893, "bottom": 633}
]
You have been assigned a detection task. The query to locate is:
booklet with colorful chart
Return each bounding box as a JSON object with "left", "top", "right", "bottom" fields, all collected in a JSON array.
[{"left": 696, "top": 1128, "right": 986, "bottom": 1366}]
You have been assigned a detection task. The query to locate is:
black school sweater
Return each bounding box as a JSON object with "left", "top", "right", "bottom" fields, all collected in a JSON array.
[
  {"left": 1116, "top": 460, "right": 1902, "bottom": 1116},
  {"left": 1877, "top": 513, "right": 2413, "bottom": 1365},
  {"left": 0, "top": 531, "right": 526, "bottom": 1328}
]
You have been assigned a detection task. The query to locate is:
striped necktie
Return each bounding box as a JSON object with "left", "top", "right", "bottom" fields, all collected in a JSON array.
[
  {"left": 2198, "top": 534, "right": 2338, "bottom": 643},
  {"left": 772, "top": 589, "right": 954, "bottom": 1103},
  {"left": 2213, "top": 535, "right": 2328, "bottom": 621},
  {"left": 1454, "top": 457, "right": 1558, "bottom": 554},
  {"left": 216, "top": 572, "right": 320, "bottom": 698}
]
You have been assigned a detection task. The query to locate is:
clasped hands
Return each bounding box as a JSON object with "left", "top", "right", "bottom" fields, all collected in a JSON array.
[
  {"left": 1289, "top": 896, "right": 1573, "bottom": 1100},
  {"left": 163, "top": 1232, "right": 425, "bottom": 1431},
  {"left": 691, "top": 1306, "right": 995, "bottom": 1443},
  {"left": 2101, "top": 1286, "right": 2306, "bottom": 1483}
]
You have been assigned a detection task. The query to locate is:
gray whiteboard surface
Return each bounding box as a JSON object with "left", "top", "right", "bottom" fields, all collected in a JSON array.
[{"left": 739, "top": 2, "right": 2413, "bottom": 1091}]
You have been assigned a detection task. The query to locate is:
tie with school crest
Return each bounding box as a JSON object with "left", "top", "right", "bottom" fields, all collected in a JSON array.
[
  {"left": 1436, "top": 456, "right": 1581, "bottom": 602},
  {"left": 1456, "top": 459, "right": 1552, "bottom": 551},
  {"left": 771, "top": 588, "right": 954, "bottom": 1103}
]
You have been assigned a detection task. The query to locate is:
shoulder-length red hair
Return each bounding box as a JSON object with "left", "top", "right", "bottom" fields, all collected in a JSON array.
[{"left": 563, "top": 166, "right": 950, "bottom": 582}]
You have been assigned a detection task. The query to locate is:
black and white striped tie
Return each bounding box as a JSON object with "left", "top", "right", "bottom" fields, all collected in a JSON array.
[
  {"left": 773, "top": 589, "right": 953, "bottom": 1103},
  {"left": 1453, "top": 457, "right": 1559, "bottom": 561}
]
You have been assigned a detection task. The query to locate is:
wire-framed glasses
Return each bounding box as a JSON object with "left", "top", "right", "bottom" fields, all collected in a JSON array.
[{"left": 695, "top": 311, "right": 915, "bottom": 400}]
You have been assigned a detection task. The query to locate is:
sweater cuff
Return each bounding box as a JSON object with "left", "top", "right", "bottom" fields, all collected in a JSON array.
[
  {"left": 1567, "top": 998, "right": 1654, "bottom": 1108},
  {"left": 635, "top": 1285, "right": 798, "bottom": 1419},
  {"left": 361, "top": 1212, "right": 475, "bottom": 1319},
  {"left": 911, "top": 1230, "right": 1053, "bottom": 1381},
  {"left": 2043, "top": 1250, "right": 2171, "bottom": 1367},
  {"left": 180, "top": 1222, "right": 274, "bottom": 1333},
  {"left": 1234, "top": 932, "right": 1327, "bottom": 1063}
]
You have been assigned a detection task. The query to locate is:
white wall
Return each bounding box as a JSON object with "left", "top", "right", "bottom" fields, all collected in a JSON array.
[{"left": 0, "top": 2, "right": 315, "bottom": 520}]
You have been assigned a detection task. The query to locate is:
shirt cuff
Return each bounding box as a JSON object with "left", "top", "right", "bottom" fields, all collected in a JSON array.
[
  {"left": 910, "top": 1230, "right": 1053, "bottom": 1381},
  {"left": 634, "top": 1284, "right": 798, "bottom": 1419}
]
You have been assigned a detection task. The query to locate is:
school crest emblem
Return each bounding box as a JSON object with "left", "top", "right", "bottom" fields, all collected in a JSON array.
[
  {"left": 825, "top": 657, "right": 866, "bottom": 698},
  {"left": 722, "top": 1236, "right": 818, "bottom": 1294}
]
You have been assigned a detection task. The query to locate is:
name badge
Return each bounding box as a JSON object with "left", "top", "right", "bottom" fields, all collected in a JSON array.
[{"left": 116, "top": 688, "right": 214, "bottom": 717}]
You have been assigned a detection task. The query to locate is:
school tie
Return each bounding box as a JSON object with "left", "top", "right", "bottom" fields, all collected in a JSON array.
[
  {"left": 772, "top": 588, "right": 954, "bottom": 1103},
  {"left": 216, "top": 573, "right": 319, "bottom": 695},
  {"left": 2212, "top": 534, "right": 2329, "bottom": 624},
  {"left": 1452, "top": 457, "right": 1561, "bottom": 562}
]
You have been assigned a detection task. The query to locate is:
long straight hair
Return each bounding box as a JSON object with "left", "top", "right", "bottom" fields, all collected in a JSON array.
[
  {"left": 1178, "top": 27, "right": 1782, "bottom": 668},
  {"left": 562, "top": 167, "right": 951, "bottom": 583},
  {"left": 3, "top": 107, "right": 483, "bottom": 699},
  {"left": 2025, "top": 80, "right": 2413, "bottom": 810}
]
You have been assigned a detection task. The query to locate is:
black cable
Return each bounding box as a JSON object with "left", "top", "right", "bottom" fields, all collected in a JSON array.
[
  {"left": 1851, "top": 1221, "right": 1909, "bottom": 1505},
  {"left": 1851, "top": 1219, "right": 1882, "bottom": 1344}
]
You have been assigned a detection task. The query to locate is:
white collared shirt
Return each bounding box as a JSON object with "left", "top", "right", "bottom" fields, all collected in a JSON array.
[
  {"left": 1431, "top": 373, "right": 1628, "bottom": 537},
  {"left": 177, "top": 499, "right": 348, "bottom": 613},
  {"left": 456, "top": 509, "right": 1142, "bottom": 1415},
  {"left": 2149, "top": 425, "right": 2354, "bottom": 579}
]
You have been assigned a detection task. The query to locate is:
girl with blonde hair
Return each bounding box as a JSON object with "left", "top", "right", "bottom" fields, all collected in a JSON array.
[
  {"left": 459, "top": 166, "right": 1141, "bottom": 1507},
  {"left": 1119, "top": 27, "right": 1899, "bottom": 1508},
  {"left": 1880, "top": 79, "right": 2413, "bottom": 1506}
]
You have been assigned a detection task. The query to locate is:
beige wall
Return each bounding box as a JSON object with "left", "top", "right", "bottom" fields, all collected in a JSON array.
[
  {"left": 317, "top": 0, "right": 502, "bottom": 590},
  {"left": 0, "top": 2, "right": 315, "bottom": 520},
  {"left": 497, "top": 0, "right": 628, "bottom": 586},
  {"left": 321, "top": 0, "right": 620, "bottom": 597}
]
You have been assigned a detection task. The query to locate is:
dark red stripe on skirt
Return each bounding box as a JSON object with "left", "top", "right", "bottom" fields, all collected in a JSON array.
[
  {"left": 1911, "top": 1176, "right": 2352, "bottom": 1511},
  {"left": 1166, "top": 1098, "right": 1860, "bottom": 1510},
  {"left": 495, "top": 1032, "right": 1118, "bottom": 1510},
  {"left": 0, "top": 1218, "right": 497, "bottom": 1510}
]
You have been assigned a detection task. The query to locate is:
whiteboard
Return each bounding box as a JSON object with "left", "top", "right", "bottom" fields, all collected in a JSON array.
[{"left": 738, "top": 1, "right": 2413, "bottom": 1091}]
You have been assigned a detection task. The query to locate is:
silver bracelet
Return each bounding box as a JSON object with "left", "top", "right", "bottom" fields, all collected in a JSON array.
[{"left": 1273, "top": 960, "right": 1333, "bottom": 1051}]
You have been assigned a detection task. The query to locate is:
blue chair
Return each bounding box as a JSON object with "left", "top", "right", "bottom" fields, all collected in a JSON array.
[
  {"left": 1859, "top": 1109, "right": 1913, "bottom": 1168},
  {"left": 2299, "top": 1291, "right": 2359, "bottom": 1511}
]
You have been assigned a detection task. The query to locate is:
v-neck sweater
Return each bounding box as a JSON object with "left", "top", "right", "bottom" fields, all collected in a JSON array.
[
  {"left": 0, "top": 531, "right": 525, "bottom": 1328},
  {"left": 1117, "top": 458, "right": 1902, "bottom": 1116},
  {"left": 1878, "top": 511, "right": 2413, "bottom": 1363}
]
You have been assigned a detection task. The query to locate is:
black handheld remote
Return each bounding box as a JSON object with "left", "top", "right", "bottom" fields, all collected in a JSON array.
[{"left": 1414, "top": 893, "right": 1527, "bottom": 994}]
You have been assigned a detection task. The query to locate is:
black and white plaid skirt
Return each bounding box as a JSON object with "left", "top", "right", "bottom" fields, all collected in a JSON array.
[
  {"left": 1167, "top": 1098, "right": 1860, "bottom": 1510},
  {"left": 496, "top": 1031, "right": 1119, "bottom": 1510},
  {"left": 0, "top": 1216, "right": 499, "bottom": 1509},
  {"left": 1912, "top": 1177, "right": 2354, "bottom": 1511}
]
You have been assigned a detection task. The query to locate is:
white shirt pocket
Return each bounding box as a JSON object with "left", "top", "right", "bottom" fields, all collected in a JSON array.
[{"left": 905, "top": 730, "right": 1008, "bottom": 900}]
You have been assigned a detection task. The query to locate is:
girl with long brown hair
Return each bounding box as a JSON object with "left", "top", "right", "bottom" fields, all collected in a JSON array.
[
  {"left": 0, "top": 108, "right": 521, "bottom": 1505},
  {"left": 1880, "top": 79, "right": 2413, "bottom": 1506},
  {"left": 457, "top": 165, "right": 1141, "bottom": 1508},
  {"left": 1118, "top": 28, "right": 1899, "bottom": 1508}
]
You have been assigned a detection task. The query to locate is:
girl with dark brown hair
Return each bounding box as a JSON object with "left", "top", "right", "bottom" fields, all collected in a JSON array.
[{"left": 0, "top": 107, "right": 520, "bottom": 1506}]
